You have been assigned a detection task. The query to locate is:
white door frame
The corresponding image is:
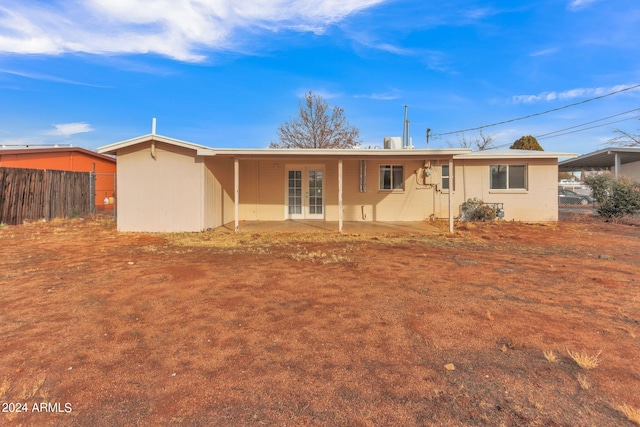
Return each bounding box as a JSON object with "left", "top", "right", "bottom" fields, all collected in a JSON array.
[{"left": 284, "top": 165, "right": 325, "bottom": 220}]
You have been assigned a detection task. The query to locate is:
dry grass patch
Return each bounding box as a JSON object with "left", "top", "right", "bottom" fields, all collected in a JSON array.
[
  {"left": 619, "top": 404, "right": 640, "bottom": 425},
  {"left": 19, "top": 375, "right": 47, "bottom": 400},
  {"left": 567, "top": 349, "right": 601, "bottom": 369},
  {"left": 577, "top": 374, "right": 591, "bottom": 390},
  {"left": 0, "top": 378, "right": 9, "bottom": 397},
  {"left": 162, "top": 229, "right": 458, "bottom": 257},
  {"left": 543, "top": 350, "right": 557, "bottom": 363},
  {"left": 291, "top": 250, "right": 351, "bottom": 264}
]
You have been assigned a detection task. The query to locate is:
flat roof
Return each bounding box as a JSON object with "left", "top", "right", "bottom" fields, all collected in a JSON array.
[
  {"left": 0, "top": 146, "right": 116, "bottom": 163},
  {"left": 203, "top": 147, "right": 473, "bottom": 158},
  {"left": 99, "top": 134, "right": 576, "bottom": 160},
  {"left": 454, "top": 149, "right": 576, "bottom": 160},
  {"left": 559, "top": 147, "right": 640, "bottom": 171}
]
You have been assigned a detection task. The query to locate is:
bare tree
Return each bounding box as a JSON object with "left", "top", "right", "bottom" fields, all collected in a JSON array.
[
  {"left": 475, "top": 130, "right": 494, "bottom": 150},
  {"left": 446, "top": 130, "right": 494, "bottom": 151},
  {"left": 608, "top": 128, "right": 640, "bottom": 146},
  {"left": 270, "top": 91, "right": 360, "bottom": 149}
]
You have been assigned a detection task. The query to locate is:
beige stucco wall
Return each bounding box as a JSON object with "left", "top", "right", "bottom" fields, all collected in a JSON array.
[
  {"left": 621, "top": 161, "right": 640, "bottom": 182},
  {"left": 204, "top": 156, "right": 234, "bottom": 229},
  {"left": 115, "top": 145, "right": 560, "bottom": 231},
  {"left": 209, "top": 156, "right": 558, "bottom": 224},
  {"left": 116, "top": 141, "right": 205, "bottom": 232},
  {"left": 219, "top": 158, "right": 454, "bottom": 222},
  {"left": 449, "top": 158, "right": 559, "bottom": 222},
  {"left": 337, "top": 159, "right": 435, "bottom": 221}
]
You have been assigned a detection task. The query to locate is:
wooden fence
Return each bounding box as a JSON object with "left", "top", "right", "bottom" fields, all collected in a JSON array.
[{"left": 0, "top": 167, "right": 92, "bottom": 225}]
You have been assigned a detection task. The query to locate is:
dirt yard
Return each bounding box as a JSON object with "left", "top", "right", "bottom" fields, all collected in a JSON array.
[{"left": 1, "top": 215, "right": 639, "bottom": 426}]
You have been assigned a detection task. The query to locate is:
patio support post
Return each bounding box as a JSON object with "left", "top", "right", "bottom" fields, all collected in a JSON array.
[
  {"left": 448, "top": 159, "right": 454, "bottom": 233},
  {"left": 234, "top": 157, "right": 239, "bottom": 232},
  {"left": 607, "top": 150, "right": 622, "bottom": 177},
  {"left": 338, "top": 158, "right": 343, "bottom": 232}
]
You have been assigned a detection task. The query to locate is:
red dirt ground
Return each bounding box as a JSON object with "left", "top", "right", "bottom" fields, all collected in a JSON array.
[{"left": 1, "top": 215, "right": 639, "bottom": 426}]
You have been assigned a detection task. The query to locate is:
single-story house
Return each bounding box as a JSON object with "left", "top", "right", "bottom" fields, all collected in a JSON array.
[
  {"left": 559, "top": 147, "right": 640, "bottom": 181},
  {"left": 0, "top": 146, "right": 117, "bottom": 210},
  {"left": 98, "top": 134, "right": 576, "bottom": 232}
]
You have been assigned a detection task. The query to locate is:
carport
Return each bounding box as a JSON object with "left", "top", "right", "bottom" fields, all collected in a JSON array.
[{"left": 559, "top": 147, "right": 640, "bottom": 177}]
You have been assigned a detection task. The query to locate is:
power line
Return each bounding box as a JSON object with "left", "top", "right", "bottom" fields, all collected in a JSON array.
[
  {"left": 537, "top": 115, "right": 640, "bottom": 140},
  {"left": 432, "top": 84, "right": 640, "bottom": 137},
  {"left": 535, "top": 107, "right": 640, "bottom": 138}
]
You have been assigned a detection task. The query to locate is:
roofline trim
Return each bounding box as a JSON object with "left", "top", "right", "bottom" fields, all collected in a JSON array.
[
  {"left": 0, "top": 146, "right": 116, "bottom": 163},
  {"left": 98, "top": 134, "right": 212, "bottom": 155}
]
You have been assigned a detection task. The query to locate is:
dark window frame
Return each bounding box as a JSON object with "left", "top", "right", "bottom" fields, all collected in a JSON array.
[
  {"left": 379, "top": 164, "right": 405, "bottom": 191},
  {"left": 490, "top": 164, "right": 527, "bottom": 190}
]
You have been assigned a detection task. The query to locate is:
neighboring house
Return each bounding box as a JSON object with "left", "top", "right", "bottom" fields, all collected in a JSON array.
[
  {"left": 559, "top": 147, "right": 640, "bottom": 182},
  {"left": 98, "top": 134, "right": 576, "bottom": 232},
  {"left": 0, "top": 146, "right": 117, "bottom": 210}
]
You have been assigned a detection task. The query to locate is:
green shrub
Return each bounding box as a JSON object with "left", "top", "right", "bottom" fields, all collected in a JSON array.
[
  {"left": 462, "top": 198, "right": 497, "bottom": 221},
  {"left": 584, "top": 174, "right": 640, "bottom": 220}
]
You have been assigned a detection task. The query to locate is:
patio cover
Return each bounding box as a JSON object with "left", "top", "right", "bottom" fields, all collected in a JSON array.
[{"left": 558, "top": 147, "right": 640, "bottom": 175}]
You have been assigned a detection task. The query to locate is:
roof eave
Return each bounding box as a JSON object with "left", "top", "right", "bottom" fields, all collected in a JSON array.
[
  {"left": 454, "top": 151, "right": 577, "bottom": 160},
  {"left": 204, "top": 148, "right": 473, "bottom": 157},
  {"left": 98, "top": 134, "right": 211, "bottom": 155}
]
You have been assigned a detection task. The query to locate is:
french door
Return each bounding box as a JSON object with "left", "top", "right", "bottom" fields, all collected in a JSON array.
[{"left": 286, "top": 167, "right": 324, "bottom": 220}]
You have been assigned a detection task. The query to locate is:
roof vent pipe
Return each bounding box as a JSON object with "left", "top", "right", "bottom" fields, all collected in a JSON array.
[
  {"left": 152, "top": 117, "right": 157, "bottom": 135},
  {"left": 402, "top": 105, "right": 408, "bottom": 148}
]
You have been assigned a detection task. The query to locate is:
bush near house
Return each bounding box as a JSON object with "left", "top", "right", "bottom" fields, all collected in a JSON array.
[
  {"left": 584, "top": 174, "right": 640, "bottom": 220},
  {"left": 461, "top": 198, "right": 497, "bottom": 221}
]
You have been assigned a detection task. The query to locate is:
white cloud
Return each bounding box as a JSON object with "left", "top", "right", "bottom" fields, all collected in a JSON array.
[
  {"left": 463, "top": 8, "right": 497, "bottom": 20},
  {"left": 355, "top": 88, "right": 402, "bottom": 100},
  {"left": 295, "top": 88, "right": 342, "bottom": 100},
  {"left": 529, "top": 47, "right": 559, "bottom": 57},
  {"left": 370, "top": 43, "right": 416, "bottom": 56},
  {"left": 0, "top": 0, "right": 386, "bottom": 62},
  {"left": 49, "top": 123, "right": 95, "bottom": 137},
  {"left": 512, "top": 85, "right": 640, "bottom": 104},
  {"left": 568, "top": 0, "right": 600, "bottom": 11},
  {"left": 0, "top": 68, "right": 111, "bottom": 87}
]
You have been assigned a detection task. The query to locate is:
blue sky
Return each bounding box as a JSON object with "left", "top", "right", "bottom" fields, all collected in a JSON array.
[{"left": 0, "top": 0, "right": 638, "bottom": 154}]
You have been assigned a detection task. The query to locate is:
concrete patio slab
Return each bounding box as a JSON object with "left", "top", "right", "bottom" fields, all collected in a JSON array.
[{"left": 216, "top": 220, "right": 442, "bottom": 234}]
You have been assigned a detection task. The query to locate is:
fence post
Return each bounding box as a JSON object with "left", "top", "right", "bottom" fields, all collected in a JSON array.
[{"left": 89, "top": 171, "right": 95, "bottom": 215}]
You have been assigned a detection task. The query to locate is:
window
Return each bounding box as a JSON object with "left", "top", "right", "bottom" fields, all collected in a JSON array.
[
  {"left": 490, "top": 165, "right": 527, "bottom": 190},
  {"left": 441, "top": 164, "right": 450, "bottom": 190},
  {"left": 288, "top": 170, "right": 302, "bottom": 214},
  {"left": 379, "top": 165, "right": 404, "bottom": 190}
]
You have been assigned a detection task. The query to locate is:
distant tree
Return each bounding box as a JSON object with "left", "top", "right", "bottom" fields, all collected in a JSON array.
[
  {"left": 270, "top": 91, "right": 360, "bottom": 149},
  {"left": 446, "top": 130, "right": 495, "bottom": 151},
  {"left": 607, "top": 127, "right": 640, "bottom": 147},
  {"left": 510, "top": 135, "right": 544, "bottom": 151},
  {"left": 558, "top": 171, "right": 575, "bottom": 181},
  {"left": 445, "top": 133, "right": 471, "bottom": 149},
  {"left": 475, "top": 130, "right": 495, "bottom": 151}
]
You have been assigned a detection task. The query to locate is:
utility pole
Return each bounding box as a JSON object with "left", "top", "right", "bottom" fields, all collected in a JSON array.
[{"left": 426, "top": 128, "right": 431, "bottom": 148}]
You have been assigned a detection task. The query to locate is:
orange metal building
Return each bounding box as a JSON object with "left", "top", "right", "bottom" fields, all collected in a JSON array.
[{"left": 0, "top": 147, "right": 117, "bottom": 211}]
